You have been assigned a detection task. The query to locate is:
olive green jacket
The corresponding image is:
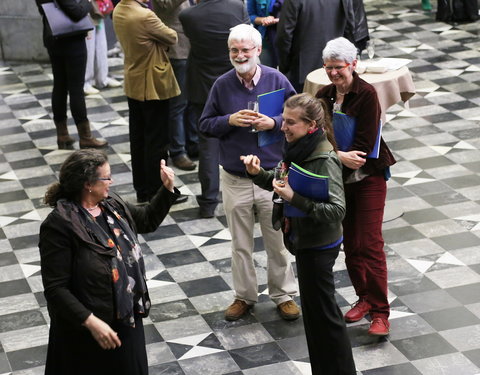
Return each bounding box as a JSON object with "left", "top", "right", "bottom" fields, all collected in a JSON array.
[
  {"left": 252, "top": 135, "right": 345, "bottom": 252},
  {"left": 113, "top": 0, "right": 180, "bottom": 101}
]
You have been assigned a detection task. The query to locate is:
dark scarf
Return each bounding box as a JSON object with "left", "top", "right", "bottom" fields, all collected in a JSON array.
[
  {"left": 283, "top": 127, "right": 323, "bottom": 168},
  {"left": 81, "top": 201, "right": 150, "bottom": 327}
]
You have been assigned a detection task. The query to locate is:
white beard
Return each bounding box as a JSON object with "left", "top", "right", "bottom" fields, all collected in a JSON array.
[{"left": 231, "top": 56, "right": 259, "bottom": 75}]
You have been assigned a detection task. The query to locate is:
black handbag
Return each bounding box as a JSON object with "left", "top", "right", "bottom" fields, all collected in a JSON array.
[{"left": 41, "top": 0, "right": 94, "bottom": 39}]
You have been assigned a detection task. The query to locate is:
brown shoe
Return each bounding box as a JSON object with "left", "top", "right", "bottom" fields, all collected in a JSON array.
[
  {"left": 277, "top": 300, "right": 300, "bottom": 321},
  {"left": 172, "top": 154, "right": 196, "bottom": 171},
  {"left": 225, "top": 299, "right": 252, "bottom": 321}
]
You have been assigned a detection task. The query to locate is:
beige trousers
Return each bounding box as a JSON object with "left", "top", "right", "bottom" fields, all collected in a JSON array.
[{"left": 221, "top": 169, "right": 298, "bottom": 305}]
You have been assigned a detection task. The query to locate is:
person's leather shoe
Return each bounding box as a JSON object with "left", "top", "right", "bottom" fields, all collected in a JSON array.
[
  {"left": 225, "top": 299, "right": 252, "bottom": 321},
  {"left": 344, "top": 299, "right": 371, "bottom": 323},
  {"left": 172, "top": 195, "right": 188, "bottom": 205},
  {"left": 368, "top": 317, "right": 390, "bottom": 336},
  {"left": 172, "top": 154, "right": 196, "bottom": 171},
  {"left": 199, "top": 206, "right": 215, "bottom": 218},
  {"left": 277, "top": 300, "right": 300, "bottom": 321}
]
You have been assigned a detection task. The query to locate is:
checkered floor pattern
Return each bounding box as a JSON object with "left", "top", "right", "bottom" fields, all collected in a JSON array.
[{"left": 1, "top": 0, "right": 480, "bottom": 374}]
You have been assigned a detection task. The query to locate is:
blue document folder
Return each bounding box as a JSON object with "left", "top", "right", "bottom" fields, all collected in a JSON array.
[
  {"left": 332, "top": 112, "right": 382, "bottom": 159},
  {"left": 283, "top": 162, "right": 329, "bottom": 217},
  {"left": 257, "top": 88, "right": 286, "bottom": 147}
]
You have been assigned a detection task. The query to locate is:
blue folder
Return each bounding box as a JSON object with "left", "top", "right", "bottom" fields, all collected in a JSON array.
[
  {"left": 283, "top": 162, "right": 329, "bottom": 217},
  {"left": 332, "top": 112, "right": 382, "bottom": 159},
  {"left": 257, "top": 88, "right": 286, "bottom": 147}
]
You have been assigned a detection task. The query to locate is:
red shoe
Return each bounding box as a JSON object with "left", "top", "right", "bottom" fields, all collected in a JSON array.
[
  {"left": 368, "top": 317, "right": 390, "bottom": 336},
  {"left": 344, "top": 299, "right": 371, "bottom": 323}
]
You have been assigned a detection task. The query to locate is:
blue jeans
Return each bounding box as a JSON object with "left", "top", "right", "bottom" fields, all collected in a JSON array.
[{"left": 169, "top": 59, "right": 198, "bottom": 158}]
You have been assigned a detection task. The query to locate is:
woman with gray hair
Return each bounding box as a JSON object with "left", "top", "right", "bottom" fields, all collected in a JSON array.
[{"left": 316, "top": 37, "right": 396, "bottom": 336}]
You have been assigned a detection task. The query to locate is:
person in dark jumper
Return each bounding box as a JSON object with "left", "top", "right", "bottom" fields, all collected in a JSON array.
[{"left": 199, "top": 24, "right": 299, "bottom": 322}]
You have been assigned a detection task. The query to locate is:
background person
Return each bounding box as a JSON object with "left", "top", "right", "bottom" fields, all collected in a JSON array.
[
  {"left": 84, "top": 3, "right": 122, "bottom": 96},
  {"left": 179, "top": 0, "right": 249, "bottom": 218},
  {"left": 242, "top": 93, "right": 356, "bottom": 375},
  {"left": 275, "top": 0, "right": 354, "bottom": 92},
  {"left": 113, "top": 0, "right": 180, "bottom": 204},
  {"left": 247, "top": 0, "right": 282, "bottom": 67},
  {"left": 153, "top": 0, "right": 197, "bottom": 171},
  {"left": 35, "top": 0, "right": 109, "bottom": 150},
  {"left": 39, "top": 149, "right": 181, "bottom": 374},
  {"left": 316, "top": 37, "right": 396, "bottom": 336}
]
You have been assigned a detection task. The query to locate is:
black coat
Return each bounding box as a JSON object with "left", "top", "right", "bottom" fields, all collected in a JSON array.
[
  {"left": 179, "top": 0, "right": 249, "bottom": 105},
  {"left": 276, "top": 0, "right": 354, "bottom": 86},
  {"left": 39, "top": 187, "right": 179, "bottom": 330}
]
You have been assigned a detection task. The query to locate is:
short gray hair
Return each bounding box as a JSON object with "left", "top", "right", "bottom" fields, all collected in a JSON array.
[
  {"left": 228, "top": 24, "right": 262, "bottom": 48},
  {"left": 322, "top": 37, "right": 357, "bottom": 63}
]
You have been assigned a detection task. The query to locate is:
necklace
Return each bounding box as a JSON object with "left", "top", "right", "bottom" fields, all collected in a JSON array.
[
  {"left": 337, "top": 90, "right": 348, "bottom": 96},
  {"left": 86, "top": 204, "right": 99, "bottom": 211}
]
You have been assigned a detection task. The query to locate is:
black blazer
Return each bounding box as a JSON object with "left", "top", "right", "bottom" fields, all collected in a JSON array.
[
  {"left": 39, "top": 187, "right": 179, "bottom": 329},
  {"left": 276, "top": 0, "right": 354, "bottom": 86},
  {"left": 179, "top": 0, "right": 249, "bottom": 105}
]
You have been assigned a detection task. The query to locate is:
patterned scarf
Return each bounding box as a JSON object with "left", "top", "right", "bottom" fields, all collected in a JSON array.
[{"left": 81, "top": 202, "right": 150, "bottom": 327}]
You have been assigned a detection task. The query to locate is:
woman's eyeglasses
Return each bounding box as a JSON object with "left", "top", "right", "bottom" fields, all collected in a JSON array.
[
  {"left": 324, "top": 63, "right": 350, "bottom": 72},
  {"left": 97, "top": 177, "right": 112, "bottom": 181}
]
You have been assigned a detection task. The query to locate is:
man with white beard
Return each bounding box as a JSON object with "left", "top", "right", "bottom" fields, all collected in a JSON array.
[{"left": 199, "top": 24, "right": 299, "bottom": 322}]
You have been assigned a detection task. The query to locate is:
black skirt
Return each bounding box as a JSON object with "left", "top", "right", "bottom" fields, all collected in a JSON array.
[{"left": 45, "top": 316, "right": 148, "bottom": 375}]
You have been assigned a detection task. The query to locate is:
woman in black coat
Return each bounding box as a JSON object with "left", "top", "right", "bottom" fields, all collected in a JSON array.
[
  {"left": 39, "top": 149, "right": 181, "bottom": 374},
  {"left": 36, "top": 0, "right": 108, "bottom": 149}
]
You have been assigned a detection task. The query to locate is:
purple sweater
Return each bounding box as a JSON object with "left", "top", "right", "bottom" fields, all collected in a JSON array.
[{"left": 199, "top": 65, "right": 296, "bottom": 176}]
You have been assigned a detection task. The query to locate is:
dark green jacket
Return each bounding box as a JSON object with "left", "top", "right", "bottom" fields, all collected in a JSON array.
[{"left": 252, "top": 135, "right": 345, "bottom": 252}]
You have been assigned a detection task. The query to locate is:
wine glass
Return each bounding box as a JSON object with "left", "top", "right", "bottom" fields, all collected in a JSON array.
[
  {"left": 247, "top": 100, "right": 259, "bottom": 133},
  {"left": 366, "top": 40, "right": 375, "bottom": 60},
  {"left": 273, "top": 165, "right": 288, "bottom": 203}
]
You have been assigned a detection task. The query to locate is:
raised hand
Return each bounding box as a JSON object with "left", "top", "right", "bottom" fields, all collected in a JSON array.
[
  {"left": 240, "top": 154, "right": 261, "bottom": 175},
  {"left": 160, "top": 159, "right": 175, "bottom": 192}
]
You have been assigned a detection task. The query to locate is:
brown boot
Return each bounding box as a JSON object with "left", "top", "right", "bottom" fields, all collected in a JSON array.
[
  {"left": 76, "top": 121, "right": 108, "bottom": 149},
  {"left": 55, "top": 119, "right": 75, "bottom": 149}
]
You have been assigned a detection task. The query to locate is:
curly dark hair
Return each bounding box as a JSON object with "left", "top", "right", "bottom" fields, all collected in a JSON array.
[
  {"left": 284, "top": 93, "right": 337, "bottom": 150},
  {"left": 44, "top": 149, "right": 108, "bottom": 207}
]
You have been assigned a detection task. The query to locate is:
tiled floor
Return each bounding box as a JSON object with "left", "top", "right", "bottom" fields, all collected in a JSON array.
[{"left": 1, "top": 0, "right": 480, "bottom": 374}]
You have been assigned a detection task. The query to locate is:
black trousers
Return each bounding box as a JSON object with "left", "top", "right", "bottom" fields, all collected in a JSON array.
[
  {"left": 189, "top": 102, "right": 220, "bottom": 212},
  {"left": 127, "top": 97, "right": 169, "bottom": 200},
  {"left": 296, "top": 246, "right": 356, "bottom": 375},
  {"left": 47, "top": 37, "right": 88, "bottom": 125}
]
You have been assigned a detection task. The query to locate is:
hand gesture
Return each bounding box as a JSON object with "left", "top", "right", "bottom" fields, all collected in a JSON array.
[
  {"left": 229, "top": 110, "right": 259, "bottom": 128},
  {"left": 338, "top": 150, "right": 367, "bottom": 170},
  {"left": 240, "top": 154, "right": 261, "bottom": 175},
  {"left": 160, "top": 159, "right": 175, "bottom": 192},
  {"left": 83, "top": 313, "right": 122, "bottom": 350}
]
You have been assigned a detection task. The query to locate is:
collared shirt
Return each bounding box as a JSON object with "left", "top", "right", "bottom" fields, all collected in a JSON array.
[{"left": 236, "top": 64, "right": 262, "bottom": 90}]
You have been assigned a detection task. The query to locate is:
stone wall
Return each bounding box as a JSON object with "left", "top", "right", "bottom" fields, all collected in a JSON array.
[{"left": 0, "top": 0, "right": 49, "bottom": 61}]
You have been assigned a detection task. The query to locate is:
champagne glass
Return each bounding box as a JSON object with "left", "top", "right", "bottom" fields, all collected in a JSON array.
[
  {"left": 247, "top": 100, "right": 259, "bottom": 133},
  {"left": 273, "top": 165, "right": 288, "bottom": 203},
  {"left": 366, "top": 40, "right": 375, "bottom": 60}
]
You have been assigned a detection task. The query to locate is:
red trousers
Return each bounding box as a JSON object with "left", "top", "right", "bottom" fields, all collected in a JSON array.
[{"left": 343, "top": 175, "right": 389, "bottom": 319}]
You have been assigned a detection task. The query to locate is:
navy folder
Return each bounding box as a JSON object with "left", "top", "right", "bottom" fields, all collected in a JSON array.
[
  {"left": 332, "top": 112, "right": 382, "bottom": 159},
  {"left": 257, "top": 88, "right": 286, "bottom": 147},
  {"left": 283, "top": 162, "right": 329, "bottom": 217}
]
